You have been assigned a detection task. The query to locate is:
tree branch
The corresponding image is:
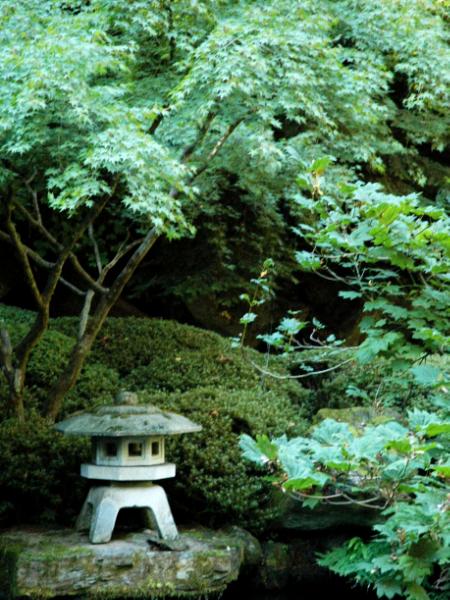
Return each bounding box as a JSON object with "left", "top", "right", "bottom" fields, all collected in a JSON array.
[
  {"left": 45, "top": 226, "right": 160, "bottom": 420},
  {"left": 181, "top": 110, "right": 217, "bottom": 163},
  {"left": 193, "top": 117, "right": 244, "bottom": 179},
  {"left": 11, "top": 199, "right": 108, "bottom": 295},
  {"left": 1, "top": 228, "right": 105, "bottom": 295},
  {"left": 5, "top": 201, "right": 43, "bottom": 309},
  {"left": 12, "top": 193, "right": 113, "bottom": 415},
  {"left": 88, "top": 223, "right": 102, "bottom": 275},
  {"left": 0, "top": 327, "right": 13, "bottom": 378},
  {"left": 243, "top": 350, "right": 355, "bottom": 380},
  {"left": 60, "top": 277, "right": 85, "bottom": 296},
  {"left": 44, "top": 110, "right": 250, "bottom": 420},
  {"left": 24, "top": 171, "right": 43, "bottom": 226}
]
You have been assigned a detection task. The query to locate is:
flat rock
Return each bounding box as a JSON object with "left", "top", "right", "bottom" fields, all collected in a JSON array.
[{"left": 0, "top": 526, "right": 260, "bottom": 598}]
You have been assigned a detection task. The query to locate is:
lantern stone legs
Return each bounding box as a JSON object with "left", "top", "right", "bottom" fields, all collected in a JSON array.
[{"left": 76, "top": 483, "right": 178, "bottom": 544}]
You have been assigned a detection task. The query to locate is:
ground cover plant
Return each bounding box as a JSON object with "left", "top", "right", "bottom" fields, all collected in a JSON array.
[{"left": 242, "top": 411, "right": 450, "bottom": 600}]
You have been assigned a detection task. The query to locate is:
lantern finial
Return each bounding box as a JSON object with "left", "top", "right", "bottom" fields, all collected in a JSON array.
[{"left": 115, "top": 390, "right": 139, "bottom": 406}]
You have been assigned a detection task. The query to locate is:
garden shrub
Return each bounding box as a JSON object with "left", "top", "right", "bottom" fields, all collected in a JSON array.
[
  {"left": 62, "top": 363, "right": 120, "bottom": 416},
  {"left": 139, "top": 385, "right": 308, "bottom": 532},
  {"left": 0, "top": 416, "right": 89, "bottom": 527},
  {"left": 55, "top": 315, "right": 307, "bottom": 404},
  {"left": 287, "top": 350, "right": 444, "bottom": 419},
  {"left": 0, "top": 304, "right": 35, "bottom": 327},
  {"left": 0, "top": 306, "right": 310, "bottom": 530},
  {"left": 0, "top": 307, "right": 121, "bottom": 416},
  {"left": 241, "top": 411, "right": 450, "bottom": 599}
]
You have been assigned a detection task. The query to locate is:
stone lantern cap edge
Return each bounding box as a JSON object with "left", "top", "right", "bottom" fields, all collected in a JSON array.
[{"left": 54, "top": 404, "right": 202, "bottom": 437}]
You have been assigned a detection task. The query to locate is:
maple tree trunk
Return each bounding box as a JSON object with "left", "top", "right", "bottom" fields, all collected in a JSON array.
[{"left": 45, "top": 226, "right": 160, "bottom": 421}]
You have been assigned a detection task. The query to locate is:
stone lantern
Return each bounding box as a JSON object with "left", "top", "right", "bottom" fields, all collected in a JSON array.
[{"left": 55, "top": 392, "right": 201, "bottom": 544}]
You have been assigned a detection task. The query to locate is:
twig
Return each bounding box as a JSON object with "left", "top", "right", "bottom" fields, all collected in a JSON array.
[
  {"left": 88, "top": 223, "right": 103, "bottom": 276},
  {"left": 100, "top": 236, "right": 143, "bottom": 281},
  {"left": 60, "top": 277, "right": 85, "bottom": 297},
  {"left": 245, "top": 352, "right": 355, "bottom": 380},
  {"left": 24, "top": 171, "right": 43, "bottom": 226},
  {"left": 0, "top": 229, "right": 107, "bottom": 294},
  {"left": 194, "top": 117, "right": 245, "bottom": 179},
  {"left": 10, "top": 201, "right": 109, "bottom": 295},
  {"left": 78, "top": 290, "right": 95, "bottom": 340}
]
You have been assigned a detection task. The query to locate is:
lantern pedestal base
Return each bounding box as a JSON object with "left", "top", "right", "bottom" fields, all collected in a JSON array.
[{"left": 76, "top": 483, "right": 178, "bottom": 544}]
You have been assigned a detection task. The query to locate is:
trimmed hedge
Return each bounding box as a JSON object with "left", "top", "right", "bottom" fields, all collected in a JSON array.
[
  {"left": 1, "top": 304, "right": 442, "bottom": 530},
  {"left": 0, "top": 416, "right": 89, "bottom": 526},
  {"left": 54, "top": 316, "right": 305, "bottom": 403},
  {"left": 140, "top": 386, "right": 306, "bottom": 531}
]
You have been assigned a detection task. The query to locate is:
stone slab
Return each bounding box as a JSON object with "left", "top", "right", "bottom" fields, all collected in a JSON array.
[
  {"left": 81, "top": 462, "right": 176, "bottom": 481},
  {"left": 0, "top": 526, "right": 260, "bottom": 598}
]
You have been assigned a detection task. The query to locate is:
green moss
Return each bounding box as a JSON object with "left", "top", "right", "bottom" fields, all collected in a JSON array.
[
  {"left": 314, "top": 406, "right": 400, "bottom": 430},
  {"left": 28, "top": 542, "right": 92, "bottom": 562}
]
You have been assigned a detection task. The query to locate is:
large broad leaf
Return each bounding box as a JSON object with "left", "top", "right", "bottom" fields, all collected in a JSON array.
[
  {"left": 375, "top": 578, "right": 403, "bottom": 599},
  {"left": 283, "top": 472, "right": 329, "bottom": 491},
  {"left": 278, "top": 453, "right": 315, "bottom": 481},
  {"left": 309, "top": 156, "right": 334, "bottom": 175},
  {"left": 410, "top": 365, "right": 442, "bottom": 387},
  {"left": 405, "top": 583, "right": 430, "bottom": 600},
  {"left": 425, "top": 422, "right": 450, "bottom": 437},
  {"left": 312, "top": 419, "right": 352, "bottom": 444},
  {"left": 432, "top": 462, "right": 450, "bottom": 478},
  {"left": 240, "top": 434, "right": 272, "bottom": 465}
]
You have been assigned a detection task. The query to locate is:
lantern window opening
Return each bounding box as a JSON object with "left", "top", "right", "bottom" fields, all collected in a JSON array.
[
  {"left": 128, "top": 442, "right": 144, "bottom": 457},
  {"left": 151, "top": 441, "right": 160, "bottom": 456},
  {"left": 104, "top": 442, "right": 118, "bottom": 458}
]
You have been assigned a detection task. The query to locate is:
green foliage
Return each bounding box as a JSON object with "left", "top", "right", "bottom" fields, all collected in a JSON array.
[
  {"left": 1, "top": 307, "right": 308, "bottom": 407},
  {"left": 1, "top": 0, "right": 447, "bottom": 310},
  {"left": 237, "top": 162, "right": 449, "bottom": 411},
  {"left": 52, "top": 315, "right": 307, "bottom": 404},
  {"left": 288, "top": 171, "right": 450, "bottom": 374},
  {"left": 285, "top": 351, "right": 448, "bottom": 419},
  {"left": 0, "top": 306, "right": 308, "bottom": 530},
  {"left": 292, "top": 176, "right": 450, "bottom": 354},
  {"left": 241, "top": 412, "right": 450, "bottom": 598},
  {"left": 0, "top": 307, "right": 119, "bottom": 416},
  {"left": 0, "top": 0, "right": 192, "bottom": 235},
  {"left": 141, "top": 385, "right": 306, "bottom": 531},
  {"left": 0, "top": 416, "right": 89, "bottom": 526},
  {"left": 319, "top": 488, "right": 450, "bottom": 600}
]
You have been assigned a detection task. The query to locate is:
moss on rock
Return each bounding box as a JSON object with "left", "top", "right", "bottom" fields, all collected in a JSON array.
[
  {"left": 0, "top": 527, "right": 259, "bottom": 598},
  {"left": 313, "top": 406, "right": 400, "bottom": 430}
]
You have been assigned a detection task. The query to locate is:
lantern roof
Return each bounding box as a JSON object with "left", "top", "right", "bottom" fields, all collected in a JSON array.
[{"left": 55, "top": 392, "right": 202, "bottom": 438}]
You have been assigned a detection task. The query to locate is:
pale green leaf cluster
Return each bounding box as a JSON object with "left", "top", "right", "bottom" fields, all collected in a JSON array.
[
  {"left": 0, "top": 0, "right": 193, "bottom": 234},
  {"left": 241, "top": 411, "right": 450, "bottom": 599},
  {"left": 1, "top": 0, "right": 448, "bottom": 267},
  {"left": 290, "top": 176, "right": 450, "bottom": 375}
]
